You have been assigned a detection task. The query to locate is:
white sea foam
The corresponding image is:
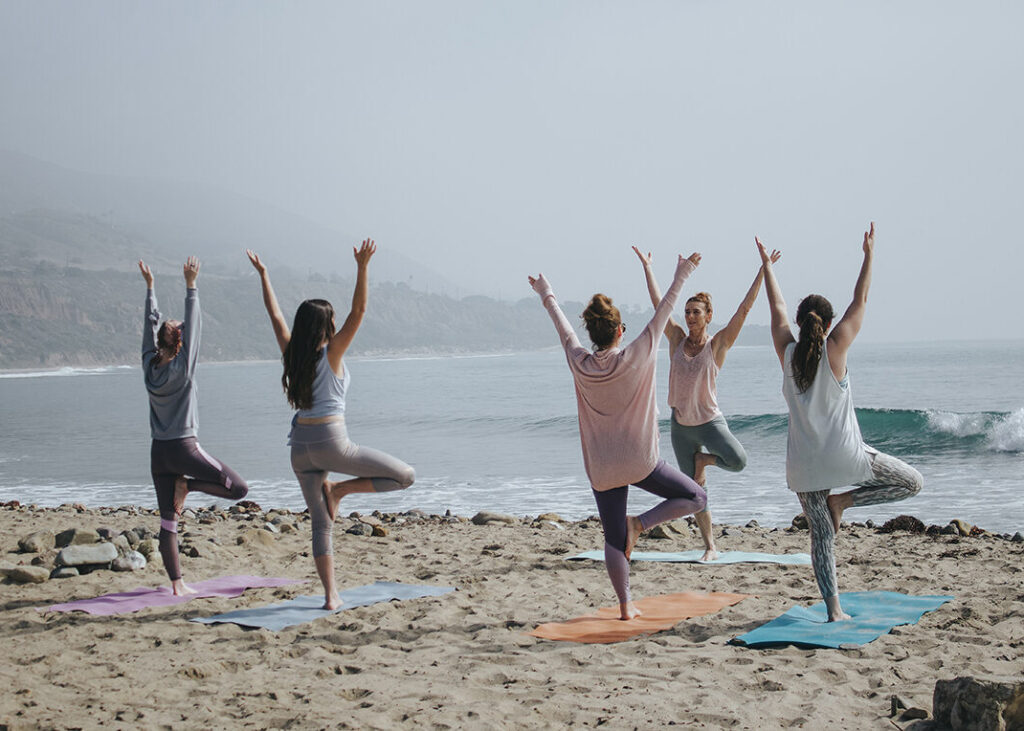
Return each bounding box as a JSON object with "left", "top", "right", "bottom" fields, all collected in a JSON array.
[
  {"left": 988, "top": 408, "right": 1024, "bottom": 453},
  {"left": 925, "top": 410, "right": 990, "bottom": 437},
  {"left": 0, "top": 365, "right": 134, "bottom": 379}
]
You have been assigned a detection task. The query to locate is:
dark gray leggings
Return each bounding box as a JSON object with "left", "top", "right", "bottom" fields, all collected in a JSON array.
[
  {"left": 150, "top": 437, "right": 248, "bottom": 580},
  {"left": 799, "top": 449, "right": 923, "bottom": 601},
  {"left": 290, "top": 420, "right": 415, "bottom": 557}
]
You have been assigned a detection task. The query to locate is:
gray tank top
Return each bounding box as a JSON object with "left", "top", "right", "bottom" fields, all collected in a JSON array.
[{"left": 295, "top": 348, "right": 349, "bottom": 419}]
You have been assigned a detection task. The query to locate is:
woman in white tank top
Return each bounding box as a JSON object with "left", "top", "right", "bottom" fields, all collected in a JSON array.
[
  {"left": 634, "top": 246, "right": 777, "bottom": 561},
  {"left": 758, "top": 223, "right": 922, "bottom": 621}
]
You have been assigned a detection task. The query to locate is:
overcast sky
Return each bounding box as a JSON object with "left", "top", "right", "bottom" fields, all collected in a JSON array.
[{"left": 1, "top": 1, "right": 1021, "bottom": 341}]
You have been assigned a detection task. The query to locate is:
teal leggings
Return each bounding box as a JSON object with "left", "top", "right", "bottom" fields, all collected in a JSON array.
[{"left": 669, "top": 413, "right": 748, "bottom": 479}]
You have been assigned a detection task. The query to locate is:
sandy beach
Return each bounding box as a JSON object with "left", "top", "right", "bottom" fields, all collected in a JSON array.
[{"left": 1, "top": 501, "right": 1021, "bottom": 730}]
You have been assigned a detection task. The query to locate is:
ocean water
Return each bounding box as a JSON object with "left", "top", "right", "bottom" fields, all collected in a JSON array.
[{"left": 1, "top": 341, "right": 1022, "bottom": 533}]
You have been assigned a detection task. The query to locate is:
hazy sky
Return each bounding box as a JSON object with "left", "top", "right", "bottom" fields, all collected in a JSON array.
[{"left": 2, "top": 1, "right": 1021, "bottom": 341}]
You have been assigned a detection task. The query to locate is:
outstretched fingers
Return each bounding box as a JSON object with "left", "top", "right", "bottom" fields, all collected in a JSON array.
[
  {"left": 245, "top": 249, "right": 266, "bottom": 274},
  {"left": 632, "top": 246, "right": 653, "bottom": 266}
]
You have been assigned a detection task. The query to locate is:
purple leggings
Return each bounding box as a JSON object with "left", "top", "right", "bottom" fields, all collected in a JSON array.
[
  {"left": 592, "top": 460, "right": 706, "bottom": 605},
  {"left": 150, "top": 437, "right": 248, "bottom": 580}
]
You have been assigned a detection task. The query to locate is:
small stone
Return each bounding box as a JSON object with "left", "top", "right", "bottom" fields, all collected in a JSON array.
[
  {"left": 184, "top": 544, "right": 201, "bottom": 558},
  {"left": 359, "top": 515, "right": 383, "bottom": 527},
  {"left": 111, "top": 534, "right": 131, "bottom": 555},
  {"left": 889, "top": 695, "right": 907, "bottom": 716},
  {"left": 9, "top": 565, "right": 50, "bottom": 584},
  {"left": 865, "top": 519, "right": 876, "bottom": 529},
  {"left": 471, "top": 511, "right": 519, "bottom": 526},
  {"left": 346, "top": 523, "right": 372, "bottom": 536},
  {"left": 182, "top": 509, "right": 197, "bottom": 521},
  {"left": 950, "top": 518, "right": 974, "bottom": 537},
  {"left": 745, "top": 520, "right": 760, "bottom": 529},
  {"left": 137, "top": 538, "right": 159, "bottom": 558},
  {"left": 536, "top": 520, "right": 564, "bottom": 530},
  {"left": 879, "top": 515, "right": 925, "bottom": 533},
  {"left": 263, "top": 522, "right": 281, "bottom": 534},
  {"left": 236, "top": 529, "right": 275, "bottom": 547},
  {"left": 371, "top": 525, "right": 388, "bottom": 537},
  {"left": 536, "top": 513, "right": 563, "bottom": 523},
  {"left": 56, "top": 542, "right": 118, "bottom": 567},
  {"left": 940, "top": 524, "right": 958, "bottom": 535},
  {"left": 279, "top": 523, "right": 296, "bottom": 534},
  {"left": 18, "top": 531, "right": 55, "bottom": 553},
  {"left": 1011, "top": 532, "right": 1023, "bottom": 543},
  {"left": 30, "top": 552, "right": 55, "bottom": 568},
  {"left": 791, "top": 514, "right": 808, "bottom": 530},
  {"left": 111, "top": 551, "right": 147, "bottom": 572},
  {"left": 648, "top": 525, "right": 675, "bottom": 539},
  {"left": 898, "top": 708, "right": 928, "bottom": 721},
  {"left": 56, "top": 528, "right": 100, "bottom": 548},
  {"left": 96, "top": 527, "right": 115, "bottom": 540},
  {"left": 121, "top": 529, "right": 140, "bottom": 547},
  {"left": 50, "top": 567, "right": 80, "bottom": 579}
]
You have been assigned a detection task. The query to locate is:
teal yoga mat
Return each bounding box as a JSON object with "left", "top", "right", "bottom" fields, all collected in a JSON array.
[
  {"left": 731, "top": 591, "right": 953, "bottom": 648},
  {"left": 567, "top": 549, "right": 811, "bottom": 565},
  {"left": 191, "top": 581, "right": 455, "bottom": 631}
]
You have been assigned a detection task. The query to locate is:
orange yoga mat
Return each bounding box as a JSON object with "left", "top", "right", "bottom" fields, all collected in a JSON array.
[{"left": 529, "top": 591, "right": 751, "bottom": 643}]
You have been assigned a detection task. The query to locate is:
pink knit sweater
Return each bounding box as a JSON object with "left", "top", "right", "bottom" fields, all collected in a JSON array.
[{"left": 533, "top": 257, "right": 695, "bottom": 491}]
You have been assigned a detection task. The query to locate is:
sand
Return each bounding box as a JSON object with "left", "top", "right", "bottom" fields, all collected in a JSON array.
[{"left": 1, "top": 502, "right": 1021, "bottom": 730}]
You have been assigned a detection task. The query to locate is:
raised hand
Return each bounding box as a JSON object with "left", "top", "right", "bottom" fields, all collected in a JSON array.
[
  {"left": 863, "top": 221, "right": 875, "bottom": 255},
  {"left": 353, "top": 238, "right": 376, "bottom": 268},
  {"left": 138, "top": 260, "right": 154, "bottom": 288},
  {"left": 632, "top": 246, "right": 653, "bottom": 267},
  {"left": 685, "top": 252, "right": 702, "bottom": 267},
  {"left": 246, "top": 249, "right": 267, "bottom": 275},
  {"left": 528, "top": 273, "right": 551, "bottom": 295},
  {"left": 755, "top": 237, "right": 781, "bottom": 265},
  {"left": 183, "top": 256, "right": 200, "bottom": 287}
]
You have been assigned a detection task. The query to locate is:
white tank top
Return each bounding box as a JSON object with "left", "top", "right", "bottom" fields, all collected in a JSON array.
[
  {"left": 668, "top": 339, "right": 722, "bottom": 426},
  {"left": 782, "top": 340, "right": 873, "bottom": 492}
]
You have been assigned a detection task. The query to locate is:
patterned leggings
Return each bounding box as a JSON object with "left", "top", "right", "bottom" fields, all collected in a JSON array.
[{"left": 799, "top": 448, "right": 923, "bottom": 601}]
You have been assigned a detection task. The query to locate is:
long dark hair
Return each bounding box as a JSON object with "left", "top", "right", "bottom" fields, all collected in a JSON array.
[
  {"left": 791, "top": 294, "right": 834, "bottom": 393},
  {"left": 282, "top": 299, "right": 335, "bottom": 410},
  {"left": 156, "top": 321, "right": 182, "bottom": 362},
  {"left": 581, "top": 294, "right": 621, "bottom": 351}
]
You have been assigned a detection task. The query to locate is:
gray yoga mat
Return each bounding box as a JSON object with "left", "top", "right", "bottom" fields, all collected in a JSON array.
[{"left": 191, "top": 580, "right": 455, "bottom": 631}]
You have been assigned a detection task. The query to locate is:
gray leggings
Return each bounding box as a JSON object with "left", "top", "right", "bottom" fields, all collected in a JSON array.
[
  {"left": 670, "top": 414, "right": 748, "bottom": 492},
  {"left": 290, "top": 420, "right": 415, "bottom": 557},
  {"left": 798, "top": 448, "right": 923, "bottom": 601}
]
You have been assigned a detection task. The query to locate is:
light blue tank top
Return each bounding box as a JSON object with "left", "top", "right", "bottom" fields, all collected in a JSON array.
[{"left": 295, "top": 348, "right": 349, "bottom": 419}]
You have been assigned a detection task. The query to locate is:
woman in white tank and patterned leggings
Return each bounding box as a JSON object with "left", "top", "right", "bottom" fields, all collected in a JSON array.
[
  {"left": 757, "top": 223, "right": 922, "bottom": 621},
  {"left": 247, "top": 240, "right": 415, "bottom": 610},
  {"left": 634, "top": 246, "right": 778, "bottom": 561}
]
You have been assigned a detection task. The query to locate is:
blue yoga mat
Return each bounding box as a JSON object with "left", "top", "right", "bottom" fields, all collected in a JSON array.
[
  {"left": 731, "top": 591, "right": 953, "bottom": 649},
  {"left": 568, "top": 550, "right": 811, "bottom": 565},
  {"left": 191, "top": 581, "right": 455, "bottom": 631}
]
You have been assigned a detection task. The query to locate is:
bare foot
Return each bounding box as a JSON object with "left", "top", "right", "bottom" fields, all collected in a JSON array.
[
  {"left": 173, "top": 477, "right": 189, "bottom": 516},
  {"left": 619, "top": 602, "right": 642, "bottom": 621},
  {"left": 171, "top": 579, "right": 197, "bottom": 596},
  {"left": 693, "top": 452, "right": 712, "bottom": 487},
  {"left": 825, "top": 595, "right": 850, "bottom": 621},
  {"left": 625, "top": 516, "right": 643, "bottom": 560},
  {"left": 827, "top": 611, "right": 852, "bottom": 622},
  {"left": 322, "top": 480, "right": 339, "bottom": 522},
  {"left": 826, "top": 493, "right": 846, "bottom": 534},
  {"left": 323, "top": 593, "right": 344, "bottom": 610},
  {"left": 700, "top": 548, "right": 720, "bottom": 562}
]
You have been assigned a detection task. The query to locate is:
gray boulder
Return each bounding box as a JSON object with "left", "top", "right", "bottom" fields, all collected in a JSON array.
[
  {"left": 933, "top": 676, "right": 1024, "bottom": 730},
  {"left": 56, "top": 542, "right": 118, "bottom": 567},
  {"left": 18, "top": 531, "right": 55, "bottom": 553},
  {"left": 9, "top": 565, "right": 50, "bottom": 584},
  {"left": 471, "top": 511, "right": 519, "bottom": 526},
  {"left": 111, "top": 551, "right": 147, "bottom": 572},
  {"left": 55, "top": 528, "right": 100, "bottom": 547},
  {"left": 137, "top": 538, "right": 159, "bottom": 558}
]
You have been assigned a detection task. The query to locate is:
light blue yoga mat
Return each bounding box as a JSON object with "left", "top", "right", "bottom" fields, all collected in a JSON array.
[
  {"left": 191, "top": 581, "right": 455, "bottom": 631},
  {"left": 567, "top": 549, "right": 811, "bottom": 565},
  {"left": 731, "top": 591, "right": 953, "bottom": 649}
]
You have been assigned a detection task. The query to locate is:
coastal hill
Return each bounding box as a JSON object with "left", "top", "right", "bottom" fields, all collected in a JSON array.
[{"left": 0, "top": 150, "right": 767, "bottom": 368}]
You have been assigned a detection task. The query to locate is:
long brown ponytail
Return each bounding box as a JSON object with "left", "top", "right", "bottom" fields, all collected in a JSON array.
[
  {"left": 282, "top": 299, "right": 335, "bottom": 410},
  {"left": 792, "top": 294, "right": 834, "bottom": 392}
]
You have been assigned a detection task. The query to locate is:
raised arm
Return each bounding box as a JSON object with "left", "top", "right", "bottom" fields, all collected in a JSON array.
[
  {"left": 711, "top": 250, "right": 781, "bottom": 366},
  {"left": 528, "top": 273, "right": 582, "bottom": 351},
  {"left": 633, "top": 246, "right": 685, "bottom": 351},
  {"left": 246, "top": 249, "right": 290, "bottom": 354},
  {"left": 181, "top": 256, "right": 201, "bottom": 376},
  {"left": 326, "top": 238, "right": 375, "bottom": 372},
  {"left": 826, "top": 222, "right": 875, "bottom": 372},
  {"left": 647, "top": 253, "right": 700, "bottom": 338},
  {"left": 139, "top": 260, "right": 159, "bottom": 359},
  {"left": 756, "top": 237, "right": 792, "bottom": 366}
]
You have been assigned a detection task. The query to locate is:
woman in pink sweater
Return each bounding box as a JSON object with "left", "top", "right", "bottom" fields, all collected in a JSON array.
[{"left": 529, "top": 253, "right": 707, "bottom": 620}]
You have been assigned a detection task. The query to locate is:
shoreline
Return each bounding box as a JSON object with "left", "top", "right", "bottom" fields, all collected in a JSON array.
[{"left": 2, "top": 502, "right": 1022, "bottom": 728}]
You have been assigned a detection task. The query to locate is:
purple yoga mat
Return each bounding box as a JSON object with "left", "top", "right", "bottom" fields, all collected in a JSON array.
[{"left": 41, "top": 575, "right": 305, "bottom": 616}]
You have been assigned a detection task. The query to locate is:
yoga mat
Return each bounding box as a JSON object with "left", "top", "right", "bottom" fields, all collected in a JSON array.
[
  {"left": 192, "top": 581, "right": 456, "bottom": 631},
  {"left": 731, "top": 591, "right": 954, "bottom": 649},
  {"left": 42, "top": 575, "right": 305, "bottom": 616},
  {"left": 529, "top": 591, "right": 751, "bottom": 644},
  {"left": 568, "top": 549, "right": 811, "bottom": 565}
]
